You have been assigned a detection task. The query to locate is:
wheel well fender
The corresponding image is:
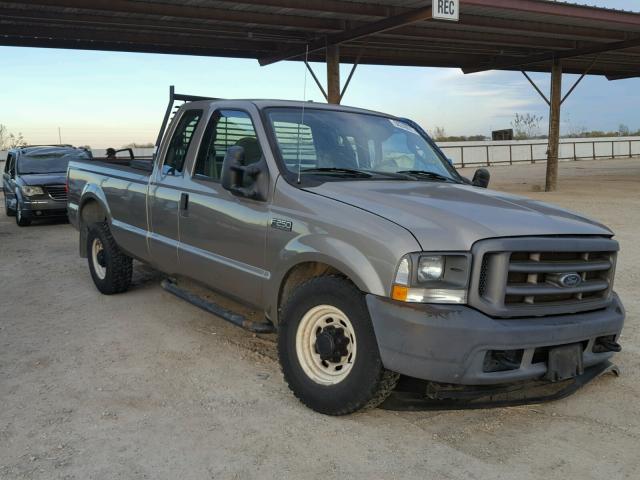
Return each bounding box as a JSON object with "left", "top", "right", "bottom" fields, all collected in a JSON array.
[
  {"left": 78, "top": 191, "right": 110, "bottom": 257},
  {"left": 267, "top": 238, "right": 388, "bottom": 325}
]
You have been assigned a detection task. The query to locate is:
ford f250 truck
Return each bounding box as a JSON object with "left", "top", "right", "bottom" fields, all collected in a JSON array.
[{"left": 67, "top": 88, "right": 624, "bottom": 415}]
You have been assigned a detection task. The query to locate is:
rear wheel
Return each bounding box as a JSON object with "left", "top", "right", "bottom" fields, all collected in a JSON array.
[
  {"left": 278, "top": 276, "right": 399, "bottom": 415},
  {"left": 87, "top": 222, "right": 132, "bottom": 294},
  {"left": 15, "top": 205, "right": 31, "bottom": 226}
]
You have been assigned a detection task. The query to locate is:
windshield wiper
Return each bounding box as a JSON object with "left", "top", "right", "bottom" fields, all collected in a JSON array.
[
  {"left": 396, "top": 170, "right": 454, "bottom": 182},
  {"left": 300, "top": 167, "right": 372, "bottom": 178}
]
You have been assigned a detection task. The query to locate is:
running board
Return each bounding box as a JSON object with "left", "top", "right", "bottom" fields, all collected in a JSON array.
[{"left": 161, "top": 279, "right": 276, "bottom": 334}]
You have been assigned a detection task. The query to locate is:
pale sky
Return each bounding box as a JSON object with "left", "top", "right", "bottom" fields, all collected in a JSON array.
[{"left": 0, "top": 0, "right": 639, "bottom": 148}]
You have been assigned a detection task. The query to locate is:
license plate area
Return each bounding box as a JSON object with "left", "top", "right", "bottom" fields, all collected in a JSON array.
[{"left": 545, "top": 343, "right": 584, "bottom": 382}]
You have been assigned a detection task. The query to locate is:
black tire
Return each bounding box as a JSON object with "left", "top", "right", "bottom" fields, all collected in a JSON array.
[
  {"left": 5, "top": 196, "right": 16, "bottom": 217},
  {"left": 278, "top": 276, "right": 399, "bottom": 415},
  {"left": 15, "top": 204, "right": 31, "bottom": 226},
  {"left": 87, "top": 221, "right": 133, "bottom": 295}
]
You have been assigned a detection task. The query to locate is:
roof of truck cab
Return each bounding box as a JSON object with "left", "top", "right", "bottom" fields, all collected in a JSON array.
[{"left": 183, "top": 99, "right": 395, "bottom": 118}]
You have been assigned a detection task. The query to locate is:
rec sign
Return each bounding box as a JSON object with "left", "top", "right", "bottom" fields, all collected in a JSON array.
[{"left": 433, "top": 0, "right": 460, "bottom": 21}]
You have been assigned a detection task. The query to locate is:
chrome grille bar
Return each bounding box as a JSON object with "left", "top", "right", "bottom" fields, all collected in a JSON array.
[
  {"left": 506, "top": 279, "right": 609, "bottom": 296},
  {"left": 469, "top": 237, "right": 618, "bottom": 318}
]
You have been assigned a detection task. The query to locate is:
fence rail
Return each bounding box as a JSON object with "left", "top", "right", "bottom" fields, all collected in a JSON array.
[
  {"left": 2, "top": 138, "right": 639, "bottom": 171},
  {"left": 440, "top": 139, "right": 640, "bottom": 167}
]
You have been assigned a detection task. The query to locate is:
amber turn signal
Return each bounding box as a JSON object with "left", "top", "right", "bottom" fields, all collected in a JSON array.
[{"left": 391, "top": 284, "right": 408, "bottom": 302}]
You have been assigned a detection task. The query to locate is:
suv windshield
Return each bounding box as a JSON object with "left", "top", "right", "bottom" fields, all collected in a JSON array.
[
  {"left": 266, "top": 108, "right": 458, "bottom": 181},
  {"left": 17, "top": 150, "right": 90, "bottom": 175}
]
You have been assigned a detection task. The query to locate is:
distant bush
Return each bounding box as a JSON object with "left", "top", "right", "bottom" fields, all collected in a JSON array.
[
  {"left": 429, "top": 126, "right": 487, "bottom": 142},
  {"left": 122, "top": 142, "right": 154, "bottom": 148}
]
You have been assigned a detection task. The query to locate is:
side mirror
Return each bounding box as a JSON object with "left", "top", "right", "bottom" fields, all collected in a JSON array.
[
  {"left": 221, "top": 146, "right": 269, "bottom": 201},
  {"left": 472, "top": 168, "right": 490, "bottom": 188},
  {"left": 447, "top": 157, "right": 454, "bottom": 166}
]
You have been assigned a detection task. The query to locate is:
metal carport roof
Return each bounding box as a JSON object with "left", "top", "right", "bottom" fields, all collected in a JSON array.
[{"left": 1, "top": 0, "right": 640, "bottom": 78}]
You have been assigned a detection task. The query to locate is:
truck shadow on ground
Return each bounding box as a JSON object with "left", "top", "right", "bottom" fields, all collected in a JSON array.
[{"left": 130, "top": 262, "right": 165, "bottom": 291}]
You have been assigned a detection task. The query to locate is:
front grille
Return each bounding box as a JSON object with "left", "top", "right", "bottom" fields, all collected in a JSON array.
[
  {"left": 44, "top": 185, "right": 67, "bottom": 201},
  {"left": 470, "top": 237, "right": 618, "bottom": 318}
]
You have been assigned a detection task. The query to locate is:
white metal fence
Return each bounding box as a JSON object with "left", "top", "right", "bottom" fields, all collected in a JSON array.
[
  {"left": 3, "top": 136, "right": 640, "bottom": 170},
  {"left": 438, "top": 136, "right": 640, "bottom": 167}
]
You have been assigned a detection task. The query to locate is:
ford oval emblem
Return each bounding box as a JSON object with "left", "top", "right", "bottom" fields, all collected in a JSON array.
[{"left": 558, "top": 272, "right": 582, "bottom": 288}]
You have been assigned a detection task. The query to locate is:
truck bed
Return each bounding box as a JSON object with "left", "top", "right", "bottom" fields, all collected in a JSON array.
[{"left": 67, "top": 158, "right": 153, "bottom": 262}]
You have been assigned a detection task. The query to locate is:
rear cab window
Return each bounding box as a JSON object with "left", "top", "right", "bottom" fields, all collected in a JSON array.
[{"left": 163, "top": 109, "right": 203, "bottom": 175}]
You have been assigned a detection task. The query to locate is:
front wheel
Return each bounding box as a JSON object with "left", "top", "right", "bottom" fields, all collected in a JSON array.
[
  {"left": 278, "top": 276, "right": 399, "bottom": 415},
  {"left": 5, "top": 196, "right": 16, "bottom": 217},
  {"left": 87, "top": 222, "right": 132, "bottom": 295},
  {"left": 15, "top": 205, "right": 31, "bottom": 226}
]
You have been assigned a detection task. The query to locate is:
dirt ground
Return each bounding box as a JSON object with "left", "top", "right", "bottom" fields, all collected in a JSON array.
[{"left": 1, "top": 158, "right": 638, "bottom": 480}]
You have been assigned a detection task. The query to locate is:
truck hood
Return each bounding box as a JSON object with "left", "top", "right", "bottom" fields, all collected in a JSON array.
[
  {"left": 305, "top": 181, "right": 612, "bottom": 251},
  {"left": 19, "top": 173, "right": 66, "bottom": 186}
]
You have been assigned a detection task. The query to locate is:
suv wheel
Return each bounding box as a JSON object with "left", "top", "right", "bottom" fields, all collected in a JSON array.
[
  {"left": 15, "top": 205, "right": 31, "bottom": 226},
  {"left": 87, "top": 222, "right": 133, "bottom": 295},
  {"left": 278, "top": 276, "right": 399, "bottom": 415}
]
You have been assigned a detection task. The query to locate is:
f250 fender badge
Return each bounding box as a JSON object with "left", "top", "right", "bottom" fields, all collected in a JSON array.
[{"left": 271, "top": 218, "right": 293, "bottom": 232}]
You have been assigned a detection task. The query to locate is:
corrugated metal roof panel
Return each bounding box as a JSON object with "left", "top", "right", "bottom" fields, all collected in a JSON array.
[{"left": 1, "top": 0, "right": 639, "bottom": 78}]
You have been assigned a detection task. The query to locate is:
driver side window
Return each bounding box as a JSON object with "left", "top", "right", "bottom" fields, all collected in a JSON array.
[
  {"left": 194, "top": 110, "right": 262, "bottom": 181},
  {"left": 5, "top": 154, "right": 15, "bottom": 176}
]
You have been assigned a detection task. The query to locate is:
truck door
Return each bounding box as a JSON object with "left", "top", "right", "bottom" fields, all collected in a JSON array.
[
  {"left": 148, "top": 108, "right": 203, "bottom": 274},
  {"left": 176, "top": 108, "right": 270, "bottom": 307}
]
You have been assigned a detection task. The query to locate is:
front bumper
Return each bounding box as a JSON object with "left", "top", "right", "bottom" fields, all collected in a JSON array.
[
  {"left": 367, "top": 293, "right": 625, "bottom": 385},
  {"left": 21, "top": 198, "right": 67, "bottom": 218}
]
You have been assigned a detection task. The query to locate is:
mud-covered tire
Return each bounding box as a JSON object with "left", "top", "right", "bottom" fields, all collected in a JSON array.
[
  {"left": 278, "top": 276, "right": 399, "bottom": 415},
  {"left": 87, "top": 222, "right": 132, "bottom": 295}
]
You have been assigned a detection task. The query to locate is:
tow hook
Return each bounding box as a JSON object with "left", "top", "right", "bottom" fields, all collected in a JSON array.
[{"left": 593, "top": 335, "right": 622, "bottom": 353}]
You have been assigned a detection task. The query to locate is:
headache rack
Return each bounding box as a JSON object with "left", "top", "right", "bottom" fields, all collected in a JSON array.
[
  {"left": 154, "top": 85, "right": 220, "bottom": 161},
  {"left": 469, "top": 236, "right": 618, "bottom": 318}
]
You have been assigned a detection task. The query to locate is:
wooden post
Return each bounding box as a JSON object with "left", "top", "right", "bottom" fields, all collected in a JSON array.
[
  {"left": 545, "top": 59, "right": 562, "bottom": 192},
  {"left": 326, "top": 45, "right": 341, "bottom": 104},
  {"left": 531, "top": 143, "right": 534, "bottom": 164}
]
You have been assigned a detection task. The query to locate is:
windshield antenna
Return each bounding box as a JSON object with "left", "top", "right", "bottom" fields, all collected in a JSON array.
[{"left": 296, "top": 44, "right": 309, "bottom": 184}]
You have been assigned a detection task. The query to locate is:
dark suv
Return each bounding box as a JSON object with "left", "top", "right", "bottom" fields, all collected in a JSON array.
[{"left": 3, "top": 145, "right": 91, "bottom": 226}]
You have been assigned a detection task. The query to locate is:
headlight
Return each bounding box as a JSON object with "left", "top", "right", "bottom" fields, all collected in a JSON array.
[
  {"left": 21, "top": 186, "right": 44, "bottom": 197},
  {"left": 392, "top": 252, "right": 471, "bottom": 304},
  {"left": 417, "top": 255, "right": 445, "bottom": 282}
]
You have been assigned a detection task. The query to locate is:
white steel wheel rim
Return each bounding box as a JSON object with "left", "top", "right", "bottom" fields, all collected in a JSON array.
[
  {"left": 91, "top": 238, "right": 107, "bottom": 280},
  {"left": 295, "top": 305, "right": 357, "bottom": 385}
]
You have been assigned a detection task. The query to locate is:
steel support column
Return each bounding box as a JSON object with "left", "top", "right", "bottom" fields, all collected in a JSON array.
[
  {"left": 327, "top": 45, "right": 341, "bottom": 104},
  {"left": 546, "top": 59, "right": 563, "bottom": 192}
]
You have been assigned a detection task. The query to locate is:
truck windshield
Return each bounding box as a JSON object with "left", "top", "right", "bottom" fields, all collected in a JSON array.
[
  {"left": 17, "top": 151, "right": 90, "bottom": 175},
  {"left": 266, "top": 108, "right": 458, "bottom": 181}
]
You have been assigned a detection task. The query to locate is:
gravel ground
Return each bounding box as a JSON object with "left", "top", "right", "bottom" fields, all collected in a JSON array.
[{"left": 0, "top": 158, "right": 638, "bottom": 479}]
